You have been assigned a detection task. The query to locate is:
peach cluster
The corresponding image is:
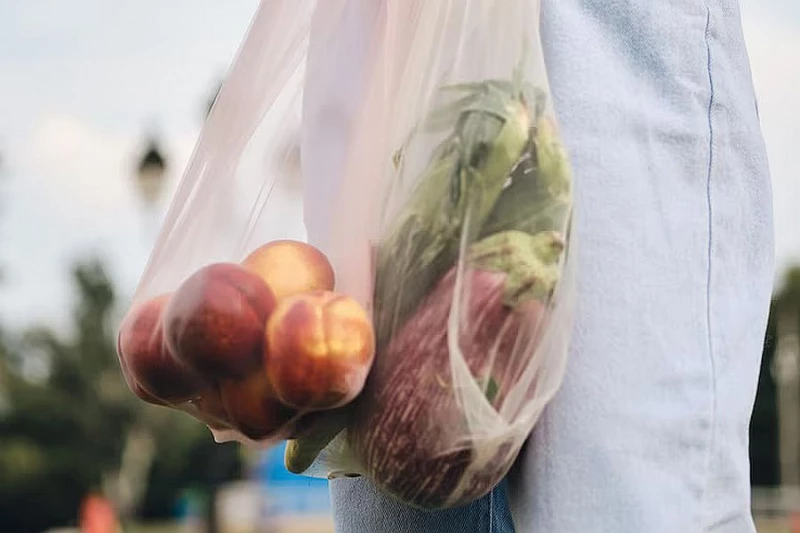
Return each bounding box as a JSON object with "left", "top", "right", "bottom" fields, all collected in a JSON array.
[{"left": 116, "top": 240, "right": 375, "bottom": 441}]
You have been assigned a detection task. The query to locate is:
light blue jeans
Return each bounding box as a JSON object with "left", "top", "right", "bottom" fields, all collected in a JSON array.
[{"left": 304, "top": 0, "right": 774, "bottom": 531}]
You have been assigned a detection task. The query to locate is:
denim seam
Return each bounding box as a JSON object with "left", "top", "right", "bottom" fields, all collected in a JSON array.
[{"left": 698, "top": 4, "right": 718, "bottom": 530}]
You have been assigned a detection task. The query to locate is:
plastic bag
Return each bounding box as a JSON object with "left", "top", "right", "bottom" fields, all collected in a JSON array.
[{"left": 117, "top": 0, "right": 576, "bottom": 511}]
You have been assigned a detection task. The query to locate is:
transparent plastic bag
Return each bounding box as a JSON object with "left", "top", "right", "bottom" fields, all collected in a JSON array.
[{"left": 117, "top": 0, "right": 575, "bottom": 510}]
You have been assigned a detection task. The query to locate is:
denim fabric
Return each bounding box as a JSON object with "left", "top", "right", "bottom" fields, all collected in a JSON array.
[
  {"left": 509, "top": 1, "right": 773, "bottom": 532},
  {"left": 306, "top": 1, "right": 774, "bottom": 532},
  {"left": 330, "top": 478, "right": 516, "bottom": 533}
]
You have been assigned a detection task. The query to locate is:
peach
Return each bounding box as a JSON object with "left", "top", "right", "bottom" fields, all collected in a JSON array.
[
  {"left": 117, "top": 338, "right": 165, "bottom": 407},
  {"left": 265, "top": 291, "right": 375, "bottom": 410},
  {"left": 189, "top": 388, "right": 232, "bottom": 430},
  {"left": 242, "top": 240, "right": 335, "bottom": 300},
  {"left": 131, "top": 381, "right": 170, "bottom": 406},
  {"left": 118, "top": 294, "right": 205, "bottom": 404},
  {"left": 220, "top": 371, "right": 296, "bottom": 440},
  {"left": 164, "top": 263, "right": 277, "bottom": 380},
  {"left": 118, "top": 350, "right": 170, "bottom": 407}
]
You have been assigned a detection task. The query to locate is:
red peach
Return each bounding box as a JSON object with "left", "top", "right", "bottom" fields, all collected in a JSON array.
[
  {"left": 242, "top": 240, "right": 335, "bottom": 300},
  {"left": 164, "top": 263, "right": 277, "bottom": 380},
  {"left": 118, "top": 294, "right": 205, "bottom": 404},
  {"left": 220, "top": 372, "right": 296, "bottom": 440},
  {"left": 117, "top": 336, "right": 166, "bottom": 406},
  {"left": 189, "top": 388, "right": 232, "bottom": 430},
  {"left": 131, "top": 381, "right": 170, "bottom": 407},
  {"left": 265, "top": 291, "right": 375, "bottom": 411}
]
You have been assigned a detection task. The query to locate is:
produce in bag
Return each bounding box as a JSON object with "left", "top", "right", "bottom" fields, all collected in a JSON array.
[
  {"left": 292, "top": 0, "right": 576, "bottom": 510},
  {"left": 117, "top": 243, "right": 376, "bottom": 440},
  {"left": 115, "top": 0, "right": 576, "bottom": 512},
  {"left": 116, "top": 1, "right": 377, "bottom": 445}
]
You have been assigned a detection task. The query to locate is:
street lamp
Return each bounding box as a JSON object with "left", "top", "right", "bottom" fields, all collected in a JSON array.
[{"left": 135, "top": 138, "right": 167, "bottom": 209}]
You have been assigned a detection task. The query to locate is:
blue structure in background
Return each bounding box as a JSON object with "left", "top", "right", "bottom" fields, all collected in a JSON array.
[{"left": 255, "top": 442, "right": 332, "bottom": 516}]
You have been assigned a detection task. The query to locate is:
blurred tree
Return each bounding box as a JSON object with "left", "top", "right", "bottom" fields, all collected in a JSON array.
[
  {"left": 750, "top": 266, "right": 800, "bottom": 487},
  {"left": 0, "top": 259, "right": 242, "bottom": 533},
  {"left": 751, "top": 307, "right": 779, "bottom": 486}
]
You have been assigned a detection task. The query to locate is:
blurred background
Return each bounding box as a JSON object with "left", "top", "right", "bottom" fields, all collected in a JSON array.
[{"left": 0, "top": 1, "right": 797, "bottom": 532}]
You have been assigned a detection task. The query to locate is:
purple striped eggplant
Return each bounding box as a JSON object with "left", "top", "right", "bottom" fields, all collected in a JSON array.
[{"left": 350, "top": 230, "right": 563, "bottom": 509}]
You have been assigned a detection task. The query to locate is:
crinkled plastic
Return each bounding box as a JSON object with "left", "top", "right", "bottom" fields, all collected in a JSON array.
[{"left": 117, "top": 0, "right": 576, "bottom": 510}]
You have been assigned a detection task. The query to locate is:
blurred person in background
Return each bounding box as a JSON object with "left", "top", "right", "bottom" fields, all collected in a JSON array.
[{"left": 79, "top": 493, "right": 119, "bottom": 533}]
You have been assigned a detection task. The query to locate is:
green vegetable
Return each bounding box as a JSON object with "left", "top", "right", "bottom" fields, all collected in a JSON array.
[
  {"left": 350, "top": 229, "right": 563, "bottom": 509},
  {"left": 373, "top": 78, "right": 542, "bottom": 347},
  {"left": 284, "top": 409, "right": 350, "bottom": 475},
  {"left": 480, "top": 115, "right": 572, "bottom": 239},
  {"left": 469, "top": 229, "right": 565, "bottom": 305},
  {"left": 483, "top": 376, "right": 499, "bottom": 403},
  {"left": 283, "top": 77, "right": 571, "bottom": 482}
]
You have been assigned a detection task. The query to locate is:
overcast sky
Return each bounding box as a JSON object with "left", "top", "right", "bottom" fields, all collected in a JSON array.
[{"left": 0, "top": 1, "right": 797, "bottom": 334}]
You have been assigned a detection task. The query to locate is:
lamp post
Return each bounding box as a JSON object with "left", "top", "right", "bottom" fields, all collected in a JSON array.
[
  {"left": 134, "top": 136, "right": 168, "bottom": 238},
  {"left": 135, "top": 138, "right": 167, "bottom": 207}
]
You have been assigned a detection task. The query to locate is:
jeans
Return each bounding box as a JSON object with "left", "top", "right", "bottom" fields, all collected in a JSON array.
[
  {"left": 331, "top": 478, "right": 516, "bottom": 533},
  {"left": 304, "top": 0, "right": 774, "bottom": 531}
]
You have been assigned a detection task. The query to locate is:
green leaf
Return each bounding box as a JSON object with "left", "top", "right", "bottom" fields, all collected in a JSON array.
[
  {"left": 374, "top": 79, "right": 533, "bottom": 347},
  {"left": 479, "top": 117, "right": 572, "bottom": 240},
  {"left": 485, "top": 377, "right": 499, "bottom": 404}
]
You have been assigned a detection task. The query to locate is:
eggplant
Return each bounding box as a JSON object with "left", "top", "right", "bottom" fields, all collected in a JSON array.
[{"left": 350, "top": 240, "right": 554, "bottom": 509}]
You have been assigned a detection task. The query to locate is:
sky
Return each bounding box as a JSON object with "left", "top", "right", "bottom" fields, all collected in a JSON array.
[
  {"left": 0, "top": 1, "right": 797, "bottom": 334},
  {"left": 0, "top": 1, "right": 261, "bottom": 332}
]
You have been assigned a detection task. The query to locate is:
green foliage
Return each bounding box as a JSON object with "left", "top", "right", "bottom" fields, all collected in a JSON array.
[
  {"left": 750, "top": 308, "right": 779, "bottom": 486},
  {"left": 750, "top": 266, "right": 800, "bottom": 487},
  {"left": 139, "top": 422, "right": 242, "bottom": 520},
  {"left": 0, "top": 259, "right": 242, "bottom": 533}
]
